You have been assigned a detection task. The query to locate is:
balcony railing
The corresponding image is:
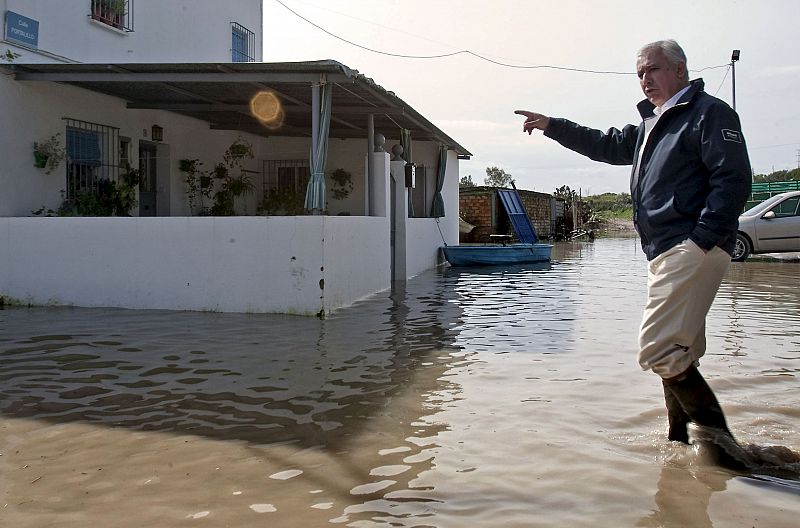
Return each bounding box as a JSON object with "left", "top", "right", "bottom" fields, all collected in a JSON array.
[{"left": 232, "top": 22, "right": 256, "bottom": 62}]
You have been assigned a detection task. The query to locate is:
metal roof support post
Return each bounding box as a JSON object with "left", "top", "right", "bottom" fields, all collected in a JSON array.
[
  {"left": 311, "top": 81, "right": 320, "bottom": 167},
  {"left": 309, "top": 81, "right": 321, "bottom": 215},
  {"left": 367, "top": 113, "right": 374, "bottom": 216}
]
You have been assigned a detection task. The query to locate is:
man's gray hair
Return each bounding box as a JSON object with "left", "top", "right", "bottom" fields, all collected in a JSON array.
[{"left": 638, "top": 40, "right": 689, "bottom": 81}]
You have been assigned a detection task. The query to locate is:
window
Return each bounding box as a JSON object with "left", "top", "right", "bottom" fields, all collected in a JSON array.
[
  {"left": 410, "top": 165, "right": 431, "bottom": 217},
  {"left": 771, "top": 197, "right": 800, "bottom": 218},
  {"left": 119, "top": 137, "right": 131, "bottom": 169},
  {"left": 259, "top": 160, "right": 310, "bottom": 214},
  {"left": 90, "top": 0, "right": 134, "bottom": 32},
  {"left": 231, "top": 22, "right": 256, "bottom": 62},
  {"left": 64, "top": 118, "right": 120, "bottom": 200},
  {"left": 264, "top": 160, "right": 310, "bottom": 194}
]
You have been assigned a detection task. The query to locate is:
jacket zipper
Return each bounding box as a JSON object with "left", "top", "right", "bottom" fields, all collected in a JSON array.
[{"left": 633, "top": 100, "right": 690, "bottom": 251}]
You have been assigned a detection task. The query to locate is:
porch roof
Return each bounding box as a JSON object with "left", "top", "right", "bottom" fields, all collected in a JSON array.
[{"left": 8, "top": 60, "right": 471, "bottom": 158}]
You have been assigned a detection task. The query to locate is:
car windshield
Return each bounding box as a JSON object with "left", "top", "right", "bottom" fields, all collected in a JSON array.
[{"left": 741, "top": 193, "right": 794, "bottom": 216}]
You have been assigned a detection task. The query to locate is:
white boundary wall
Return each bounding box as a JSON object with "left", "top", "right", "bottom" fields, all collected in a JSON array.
[{"left": 0, "top": 216, "right": 390, "bottom": 315}]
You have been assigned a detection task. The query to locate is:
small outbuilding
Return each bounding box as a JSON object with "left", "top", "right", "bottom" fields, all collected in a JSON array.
[{"left": 458, "top": 186, "right": 564, "bottom": 242}]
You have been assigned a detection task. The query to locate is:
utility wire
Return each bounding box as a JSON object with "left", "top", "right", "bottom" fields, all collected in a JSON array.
[
  {"left": 274, "top": 0, "right": 730, "bottom": 76},
  {"left": 713, "top": 65, "right": 731, "bottom": 96}
]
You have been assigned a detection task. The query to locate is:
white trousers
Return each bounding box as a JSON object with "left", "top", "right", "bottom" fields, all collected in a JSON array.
[{"left": 638, "top": 239, "right": 731, "bottom": 378}]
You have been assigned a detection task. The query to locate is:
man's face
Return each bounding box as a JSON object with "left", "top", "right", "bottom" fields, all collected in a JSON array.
[{"left": 636, "top": 49, "right": 687, "bottom": 107}]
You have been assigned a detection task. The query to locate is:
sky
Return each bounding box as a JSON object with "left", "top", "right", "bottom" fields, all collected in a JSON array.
[{"left": 263, "top": 0, "right": 800, "bottom": 196}]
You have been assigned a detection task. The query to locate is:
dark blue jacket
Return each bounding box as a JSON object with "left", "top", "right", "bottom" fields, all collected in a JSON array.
[{"left": 544, "top": 79, "right": 752, "bottom": 260}]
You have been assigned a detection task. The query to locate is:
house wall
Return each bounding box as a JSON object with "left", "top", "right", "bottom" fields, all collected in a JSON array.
[
  {"left": 518, "top": 189, "right": 555, "bottom": 239},
  {"left": 0, "top": 216, "right": 390, "bottom": 315},
  {"left": 460, "top": 190, "right": 495, "bottom": 229},
  {"left": 2, "top": 0, "right": 263, "bottom": 63}
]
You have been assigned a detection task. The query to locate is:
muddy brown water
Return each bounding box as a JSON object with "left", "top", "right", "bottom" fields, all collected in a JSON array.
[{"left": 1, "top": 237, "right": 798, "bottom": 527}]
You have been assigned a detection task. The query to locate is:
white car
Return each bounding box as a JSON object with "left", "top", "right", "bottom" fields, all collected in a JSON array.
[{"left": 733, "top": 190, "right": 800, "bottom": 261}]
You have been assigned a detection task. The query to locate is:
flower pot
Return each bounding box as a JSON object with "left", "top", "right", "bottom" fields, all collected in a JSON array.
[{"left": 34, "top": 152, "right": 49, "bottom": 168}]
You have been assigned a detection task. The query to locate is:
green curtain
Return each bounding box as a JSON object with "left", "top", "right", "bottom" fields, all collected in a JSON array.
[
  {"left": 304, "top": 83, "right": 333, "bottom": 212},
  {"left": 400, "top": 128, "right": 414, "bottom": 217},
  {"left": 430, "top": 144, "right": 447, "bottom": 218}
]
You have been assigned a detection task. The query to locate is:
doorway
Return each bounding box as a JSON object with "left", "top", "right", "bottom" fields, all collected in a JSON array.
[{"left": 139, "top": 142, "right": 157, "bottom": 216}]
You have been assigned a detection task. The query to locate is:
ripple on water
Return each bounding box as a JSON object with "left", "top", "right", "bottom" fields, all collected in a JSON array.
[
  {"left": 249, "top": 503, "right": 277, "bottom": 513},
  {"left": 268, "top": 469, "right": 303, "bottom": 480}
]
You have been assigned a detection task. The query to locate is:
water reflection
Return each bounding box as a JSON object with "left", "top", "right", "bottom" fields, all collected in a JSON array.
[{"left": 0, "top": 284, "right": 460, "bottom": 448}]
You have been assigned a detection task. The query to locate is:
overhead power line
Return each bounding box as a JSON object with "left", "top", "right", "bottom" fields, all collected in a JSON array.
[
  {"left": 713, "top": 65, "right": 731, "bottom": 96},
  {"left": 274, "top": 0, "right": 730, "bottom": 76}
]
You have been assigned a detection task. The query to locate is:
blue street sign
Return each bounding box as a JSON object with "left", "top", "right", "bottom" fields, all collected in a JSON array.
[{"left": 5, "top": 11, "right": 39, "bottom": 48}]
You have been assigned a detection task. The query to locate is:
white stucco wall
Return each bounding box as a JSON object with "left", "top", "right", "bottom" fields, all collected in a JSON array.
[
  {"left": 2, "top": 0, "right": 263, "bottom": 63},
  {"left": 0, "top": 216, "right": 390, "bottom": 315}
]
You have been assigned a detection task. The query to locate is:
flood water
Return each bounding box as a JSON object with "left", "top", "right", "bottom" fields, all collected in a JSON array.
[{"left": 1, "top": 237, "right": 798, "bottom": 527}]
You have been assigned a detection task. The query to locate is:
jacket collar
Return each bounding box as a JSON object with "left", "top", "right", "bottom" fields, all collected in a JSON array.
[{"left": 637, "top": 79, "right": 705, "bottom": 120}]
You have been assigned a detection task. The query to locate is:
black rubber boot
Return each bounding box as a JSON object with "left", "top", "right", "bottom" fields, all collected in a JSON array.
[
  {"left": 663, "top": 366, "right": 751, "bottom": 471},
  {"left": 662, "top": 380, "right": 690, "bottom": 444},
  {"left": 662, "top": 365, "right": 730, "bottom": 433}
]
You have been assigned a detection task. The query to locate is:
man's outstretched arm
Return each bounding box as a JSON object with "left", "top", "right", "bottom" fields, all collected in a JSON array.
[{"left": 515, "top": 110, "right": 639, "bottom": 166}]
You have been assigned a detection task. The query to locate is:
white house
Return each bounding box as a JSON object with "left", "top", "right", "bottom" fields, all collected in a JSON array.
[{"left": 0, "top": 1, "right": 470, "bottom": 316}]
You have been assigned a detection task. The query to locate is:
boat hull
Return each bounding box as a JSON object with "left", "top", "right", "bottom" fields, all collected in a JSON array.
[{"left": 441, "top": 243, "right": 552, "bottom": 267}]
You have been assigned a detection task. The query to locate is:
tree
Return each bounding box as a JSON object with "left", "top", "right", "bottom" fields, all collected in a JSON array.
[
  {"left": 553, "top": 185, "right": 578, "bottom": 208},
  {"left": 753, "top": 168, "right": 800, "bottom": 182},
  {"left": 459, "top": 174, "right": 476, "bottom": 187},
  {"left": 587, "top": 192, "right": 632, "bottom": 214},
  {"left": 484, "top": 166, "right": 514, "bottom": 187},
  {"left": 554, "top": 185, "right": 593, "bottom": 224}
]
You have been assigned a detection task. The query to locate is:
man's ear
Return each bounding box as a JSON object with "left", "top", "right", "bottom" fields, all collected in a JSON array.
[{"left": 677, "top": 61, "right": 687, "bottom": 79}]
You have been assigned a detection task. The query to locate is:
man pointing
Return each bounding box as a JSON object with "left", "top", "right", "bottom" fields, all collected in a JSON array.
[{"left": 516, "top": 40, "right": 752, "bottom": 468}]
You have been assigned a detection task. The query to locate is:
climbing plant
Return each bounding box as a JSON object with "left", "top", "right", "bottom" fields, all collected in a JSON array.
[
  {"left": 330, "top": 168, "right": 353, "bottom": 200},
  {"left": 180, "top": 137, "right": 256, "bottom": 216}
]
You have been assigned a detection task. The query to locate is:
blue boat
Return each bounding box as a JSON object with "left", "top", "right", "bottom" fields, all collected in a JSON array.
[
  {"left": 442, "top": 187, "right": 553, "bottom": 267},
  {"left": 442, "top": 243, "right": 552, "bottom": 266}
]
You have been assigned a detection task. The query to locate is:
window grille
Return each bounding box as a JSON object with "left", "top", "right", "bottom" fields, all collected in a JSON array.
[
  {"left": 63, "top": 118, "right": 120, "bottom": 200},
  {"left": 90, "top": 0, "right": 134, "bottom": 32},
  {"left": 264, "top": 160, "right": 310, "bottom": 194},
  {"left": 231, "top": 22, "right": 256, "bottom": 62}
]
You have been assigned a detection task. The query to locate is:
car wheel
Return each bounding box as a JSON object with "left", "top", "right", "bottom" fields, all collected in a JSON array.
[{"left": 732, "top": 233, "right": 751, "bottom": 261}]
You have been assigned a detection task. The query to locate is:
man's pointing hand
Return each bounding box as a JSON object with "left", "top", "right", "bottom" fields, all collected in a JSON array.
[{"left": 515, "top": 110, "right": 551, "bottom": 134}]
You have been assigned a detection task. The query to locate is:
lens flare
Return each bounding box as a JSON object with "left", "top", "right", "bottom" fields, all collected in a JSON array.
[{"left": 250, "top": 91, "right": 284, "bottom": 130}]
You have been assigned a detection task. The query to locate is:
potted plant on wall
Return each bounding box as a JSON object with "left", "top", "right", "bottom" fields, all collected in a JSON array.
[
  {"left": 330, "top": 168, "right": 354, "bottom": 200},
  {"left": 33, "top": 133, "right": 66, "bottom": 175},
  {"left": 108, "top": 0, "right": 125, "bottom": 28},
  {"left": 92, "top": 0, "right": 125, "bottom": 28}
]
